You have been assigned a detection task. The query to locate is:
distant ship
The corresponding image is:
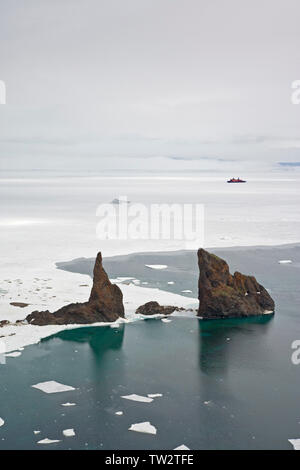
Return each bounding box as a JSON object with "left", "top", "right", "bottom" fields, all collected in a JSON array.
[{"left": 227, "top": 177, "right": 247, "bottom": 183}]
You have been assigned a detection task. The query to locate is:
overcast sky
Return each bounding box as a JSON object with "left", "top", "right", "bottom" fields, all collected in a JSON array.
[{"left": 0, "top": 0, "right": 300, "bottom": 172}]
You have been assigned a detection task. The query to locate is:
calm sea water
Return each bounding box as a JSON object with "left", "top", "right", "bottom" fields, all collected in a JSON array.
[{"left": 1, "top": 245, "right": 300, "bottom": 450}]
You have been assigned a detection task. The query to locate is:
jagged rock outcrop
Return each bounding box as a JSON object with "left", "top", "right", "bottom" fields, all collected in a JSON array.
[
  {"left": 26, "top": 253, "right": 124, "bottom": 325},
  {"left": 136, "top": 301, "right": 183, "bottom": 316},
  {"left": 197, "top": 249, "right": 275, "bottom": 319}
]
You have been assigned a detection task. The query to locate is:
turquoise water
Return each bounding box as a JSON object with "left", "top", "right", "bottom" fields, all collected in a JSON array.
[
  {"left": 1, "top": 313, "right": 300, "bottom": 450},
  {"left": 1, "top": 245, "right": 300, "bottom": 450}
]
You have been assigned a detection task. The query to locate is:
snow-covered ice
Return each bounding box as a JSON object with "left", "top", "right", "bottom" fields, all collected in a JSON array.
[
  {"left": 147, "top": 393, "right": 163, "bottom": 398},
  {"left": 32, "top": 381, "right": 75, "bottom": 394},
  {"left": 279, "top": 260, "right": 292, "bottom": 264},
  {"left": 174, "top": 444, "right": 190, "bottom": 450},
  {"left": 161, "top": 318, "right": 172, "bottom": 323},
  {"left": 288, "top": 439, "right": 300, "bottom": 450},
  {"left": 145, "top": 265, "right": 168, "bottom": 270},
  {"left": 128, "top": 421, "right": 157, "bottom": 435},
  {"left": 115, "top": 411, "right": 123, "bottom": 416},
  {"left": 0, "top": 418, "right": 4, "bottom": 427},
  {"left": 37, "top": 438, "right": 61, "bottom": 445},
  {"left": 5, "top": 351, "right": 22, "bottom": 358},
  {"left": 61, "top": 402, "right": 76, "bottom": 407},
  {"left": 121, "top": 394, "right": 153, "bottom": 403},
  {"left": 63, "top": 428, "right": 75, "bottom": 437}
]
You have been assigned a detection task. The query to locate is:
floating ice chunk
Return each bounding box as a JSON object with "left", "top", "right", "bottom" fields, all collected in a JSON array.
[
  {"left": 61, "top": 402, "right": 76, "bottom": 407},
  {"left": 129, "top": 421, "right": 157, "bottom": 435},
  {"left": 204, "top": 400, "right": 212, "bottom": 406},
  {"left": 147, "top": 393, "right": 163, "bottom": 398},
  {"left": 161, "top": 318, "right": 172, "bottom": 323},
  {"left": 115, "top": 411, "right": 123, "bottom": 416},
  {"left": 263, "top": 310, "right": 274, "bottom": 314},
  {"left": 5, "top": 351, "right": 22, "bottom": 358},
  {"left": 279, "top": 260, "right": 292, "bottom": 264},
  {"left": 63, "top": 428, "right": 75, "bottom": 437},
  {"left": 288, "top": 439, "right": 300, "bottom": 450},
  {"left": 32, "top": 381, "right": 75, "bottom": 394},
  {"left": 167, "top": 281, "right": 175, "bottom": 285},
  {"left": 182, "top": 290, "right": 192, "bottom": 293},
  {"left": 174, "top": 444, "right": 190, "bottom": 450},
  {"left": 37, "top": 438, "right": 61, "bottom": 445},
  {"left": 33, "top": 430, "right": 41, "bottom": 434},
  {"left": 121, "top": 394, "right": 153, "bottom": 403},
  {"left": 0, "top": 418, "right": 4, "bottom": 427},
  {"left": 145, "top": 265, "right": 168, "bottom": 270}
]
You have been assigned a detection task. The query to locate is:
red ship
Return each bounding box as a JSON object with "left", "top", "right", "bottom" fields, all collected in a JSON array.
[{"left": 227, "top": 177, "right": 247, "bottom": 183}]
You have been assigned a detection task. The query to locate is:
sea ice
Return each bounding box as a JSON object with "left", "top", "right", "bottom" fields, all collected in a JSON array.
[
  {"left": 61, "top": 402, "right": 76, "bottom": 407},
  {"left": 279, "top": 260, "right": 292, "bottom": 264},
  {"left": 161, "top": 318, "right": 172, "bottom": 323},
  {"left": 5, "top": 351, "right": 22, "bottom": 358},
  {"left": 167, "top": 281, "right": 175, "bottom": 285},
  {"left": 37, "top": 438, "right": 61, "bottom": 445},
  {"left": 181, "top": 290, "right": 192, "bottom": 293},
  {"left": 0, "top": 418, "right": 4, "bottom": 427},
  {"left": 174, "top": 444, "right": 190, "bottom": 450},
  {"left": 32, "top": 381, "right": 75, "bottom": 394},
  {"left": 63, "top": 428, "right": 75, "bottom": 437},
  {"left": 115, "top": 411, "right": 123, "bottom": 416},
  {"left": 288, "top": 439, "right": 300, "bottom": 450},
  {"left": 33, "top": 431, "right": 41, "bottom": 434},
  {"left": 147, "top": 393, "right": 163, "bottom": 398},
  {"left": 121, "top": 394, "right": 153, "bottom": 403},
  {"left": 145, "top": 265, "right": 168, "bottom": 270},
  {"left": 128, "top": 421, "right": 157, "bottom": 435}
]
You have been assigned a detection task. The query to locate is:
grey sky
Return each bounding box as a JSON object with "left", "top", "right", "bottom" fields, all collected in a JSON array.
[{"left": 0, "top": 0, "right": 300, "bottom": 172}]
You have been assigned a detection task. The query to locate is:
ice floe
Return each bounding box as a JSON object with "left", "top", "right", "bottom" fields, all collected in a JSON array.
[
  {"left": 5, "top": 351, "right": 22, "bottom": 358},
  {"left": 174, "top": 444, "right": 190, "bottom": 450},
  {"left": 32, "top": 381, "right": 75, "bottom": 394},
  {"left": 147, "top": 393, "right": 163, "bottom": 398},
  {"left": 37, "top": 438, "right": 61, "bottom": 445},
  {"left": 128, "top": 421, "right": 157, "bottom": 435},
  {"left": 181, "top": 290, "right": 192, "bottom": 293},
  {"left": 288, "top": 439, "right": 300, "bottom": 450},
  {"left": 0, "top": 418, "right": 4, "bottom": 427},
  {"left": 63, "top": 428, "right": 75, "bottom": 437},
  {"left": 115, "top": 411, "right": 123, "bottom": 416},
  {"left": 33, "top": 430, "right": 41, "bottom": 434},
  {"left": 61, "top": 402, "right": 76, "bottom": 407},
  {"left": 145, "top": 265, "right": 168, "bottom": 270},
  {"left": 121, "top": 394, "right": 153, "bottom": 403},
  {"left": 161, "top": 318, "right": 172, "bottom": 323},
  {"left": 279, "top": 260, "right": 292, "bottom": 264}
]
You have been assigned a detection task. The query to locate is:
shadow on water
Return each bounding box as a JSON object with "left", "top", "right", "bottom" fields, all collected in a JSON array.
[
  {"left": 197, "top": 315, "right": 274, "bottom": 376},
  {"left": 42, "top": 325, "right": 125, "bottom": 364}
]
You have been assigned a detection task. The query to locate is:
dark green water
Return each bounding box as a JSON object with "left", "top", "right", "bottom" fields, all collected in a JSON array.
[
  {"left": 0, "top": 313, "right": 300, "bottom": 450},
  {"left": 1, "top": 244, "right": 300, "bottom": 450}
]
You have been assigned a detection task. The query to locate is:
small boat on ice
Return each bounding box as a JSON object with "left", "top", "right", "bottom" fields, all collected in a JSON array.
[{"left": 227, "top": 177, "right": 247, "bottom": 183}]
